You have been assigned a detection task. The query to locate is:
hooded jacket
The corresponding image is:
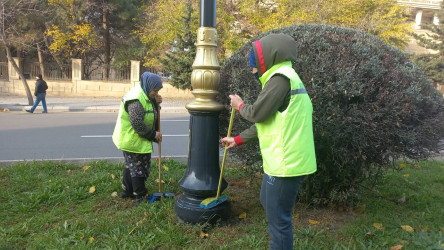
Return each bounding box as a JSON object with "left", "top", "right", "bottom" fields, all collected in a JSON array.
[
  {"left": 236, "top": 33, "right": 317, "bottom": 177},
  {"left": 34, "top": 75, "right": 48, "bottom": 96}
]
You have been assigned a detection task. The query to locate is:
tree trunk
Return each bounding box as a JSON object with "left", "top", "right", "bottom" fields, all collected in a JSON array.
[
  {"left": 36, "top": 42, "right": 45, "bottom": 78},
  {"left": 5, "top": 44, "right": 33, "bottom": 105},
  {"left": 102, "top": 3, "right": 110, "bottom": 81},
  {"left": 0, "top": 16, "right": 33, "bottom": 105}
]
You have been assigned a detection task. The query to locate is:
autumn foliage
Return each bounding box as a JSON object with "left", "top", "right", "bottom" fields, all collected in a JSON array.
[{"left": 218, "top": 24, "right": 444, "bottom": 205}]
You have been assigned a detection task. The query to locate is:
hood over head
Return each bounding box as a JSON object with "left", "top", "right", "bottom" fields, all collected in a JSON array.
[
  {"left": 140, "top": 72, "right": 162, "bottom": 97},
  {"left": 36, "top": 74, "right": 42, "bottom": 79},
  {"left": 250, "top": 33, "right": 298, "bottom": 76}
]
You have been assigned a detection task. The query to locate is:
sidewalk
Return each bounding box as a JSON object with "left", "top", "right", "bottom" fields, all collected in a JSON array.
[{"left": 0, "top": 94, "right": 191, "bottom": 113}]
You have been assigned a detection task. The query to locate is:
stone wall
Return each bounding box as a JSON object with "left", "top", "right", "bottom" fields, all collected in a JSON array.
[{"left": 0, "top": 79, "right": 194, "bottom": 98}]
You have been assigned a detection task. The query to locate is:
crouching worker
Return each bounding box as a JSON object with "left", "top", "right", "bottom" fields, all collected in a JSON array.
[
  {"left": 221, "top": 33, "right": 317, "bottom": 249},
  {"left": 112, "top": 72, "right": 163, "bottom": 206}
]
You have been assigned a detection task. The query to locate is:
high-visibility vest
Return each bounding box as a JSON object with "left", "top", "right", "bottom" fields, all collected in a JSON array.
[
  {"left": 112, "top": 85, "right": 155, "bottom": 153},
  {"left": 256, "top": 61, "right": 317, "bottom": 177}
]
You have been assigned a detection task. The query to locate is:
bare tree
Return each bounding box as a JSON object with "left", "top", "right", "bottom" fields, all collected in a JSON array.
[{"left": 0, "top": 0, "right": 37, "bottom": 105}]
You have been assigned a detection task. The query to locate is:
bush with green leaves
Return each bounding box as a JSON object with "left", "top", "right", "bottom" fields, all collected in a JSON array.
[{"left": 218, "top": 24, "right": 444, "bottom": 206}]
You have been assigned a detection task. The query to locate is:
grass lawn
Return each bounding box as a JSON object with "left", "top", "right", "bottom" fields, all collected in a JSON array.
[{"left": 1, "top": 159, "right": 443, "bottom": 249}]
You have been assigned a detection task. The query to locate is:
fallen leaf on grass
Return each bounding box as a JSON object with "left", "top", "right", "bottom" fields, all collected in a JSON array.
[
  {"left": 309, "top": 219, "right": 320, "bottom": 225},
  {"left": 399, "top": 163, "right": 406, "bottom": 168},
  {"left": 373, "top": 223, "right": 383, "bottom": 230},
  {"left": 414, "top": 164, "right": 421, "bottom": 168},
  {"left": 89, "top": 186, "right": 96, "bottom": 194},
  {"left": 111, "top": 174, "right": 115, "bottom": 179},
  {"left": 390, "top": 245, "right": 403, "bottom": 250},
  {"left": 239, "top": 212, "right": 247, "bottom": 219},
  {"left": 401, "top": 225, "right": 414, "bottom": 232},
  {"left": 111, "top": 191, "right": 117, "bottom": 197},
  {"left": 200, "top": 231, "right": 209, "bottom": 238},
  {"left": 403, "top": 174, "right": 410, "bottom": 178},
  {"left": 155, "top": 179, "right": 165, "bottom": 183},
  {"left": 414, "top": 226, "right": 428, "bottom": 232},
  {"left": 162, "top": 165, "right": 169, "bottom": 171},
  {"left": 144, "top": 212, "right": 149, "bottom": 217},
  {"left": 88, "top": 237, "right": 94, "bottom": 243},
  {"left": 82, "top": 165, "right": 91, "bottom": 171}
]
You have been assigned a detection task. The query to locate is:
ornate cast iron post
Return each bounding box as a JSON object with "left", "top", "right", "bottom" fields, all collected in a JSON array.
[{"left": 174, "top": 0, "right": 230, "bottom": 224}]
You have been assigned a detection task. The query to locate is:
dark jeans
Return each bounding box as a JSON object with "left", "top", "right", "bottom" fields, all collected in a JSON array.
[
  {"left": 260, "top": 174, "right": 305, "bottom": 250},
  {"left": 30, "top": 93, "right": 47, "bottom": 112}
]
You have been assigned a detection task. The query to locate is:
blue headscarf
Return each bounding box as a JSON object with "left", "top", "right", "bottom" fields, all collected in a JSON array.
[
  {"left": 249, "top": 49, "right": 256, "bottom": 67},
  {"left": 250, "top": 49, "right": 260, "bottom": 79},
  {"left": 140, "top": 72, "right": 163, "bottom": 97}
]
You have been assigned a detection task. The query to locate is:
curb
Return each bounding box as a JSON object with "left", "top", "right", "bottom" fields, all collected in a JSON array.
[
  {"left": 0, "top": 156, "right": 189, "bottom": 167},
  {"left": 0, "top": 104, "right": 189, "bottom": 113}
]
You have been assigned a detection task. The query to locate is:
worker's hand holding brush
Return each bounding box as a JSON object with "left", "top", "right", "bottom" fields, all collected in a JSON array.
[
  {"left": 220, "top": 94, "right": 243, "bottom": 149},
  {"left": 221, "top": 137, "right": 236, "bottom": 149}
]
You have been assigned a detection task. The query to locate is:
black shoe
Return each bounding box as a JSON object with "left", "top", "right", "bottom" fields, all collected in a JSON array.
[
  {"left": 135, "top": 196, "right": 147, "bottom": 206},
  {"left": 26, "top": 110, "right": 33, "bottom": 113},
  {"left": 42, "top": 111, "right": 48, "bottom": 113},
  {"left": 120, "top": 191, "right": 135, "bottom": 199}
]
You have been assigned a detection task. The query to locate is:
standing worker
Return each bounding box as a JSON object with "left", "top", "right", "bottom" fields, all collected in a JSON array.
[
  {"left": 221, "top": 33, "right": 317, "bottom": 249},
  {"left": 26, "top": 74, "right": 48, "bottom": 113},
  {"left": 112, "top": 72, "right": 163, "bottom": 206}
]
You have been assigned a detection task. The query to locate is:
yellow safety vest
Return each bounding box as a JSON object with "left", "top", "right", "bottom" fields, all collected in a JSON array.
[
  {"left": 112, "top": 85, "right": 155, "bottom": 153},
  {"left": 256, "top": 61, "right": 317, "bottom": 177}
]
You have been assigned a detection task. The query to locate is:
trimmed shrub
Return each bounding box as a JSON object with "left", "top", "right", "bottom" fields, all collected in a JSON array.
[{"left": 218, "top": 24, "right": 444, "bottom": 206}]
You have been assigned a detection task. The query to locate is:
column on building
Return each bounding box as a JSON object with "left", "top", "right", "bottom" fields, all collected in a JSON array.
[
  {"left": 72, "top": 58, "right": 82, "bottom": 82},
  {"left": 415, "top": 9, "right": 423, "bottom": 29},
  {"left": 433, "top": 15, "right": 439, "bottom": 25},
  {"left": 130, "top": 60, "right": 140, "bottom": 85},
  {"left": 8, "top": 57, "right": 20, "bottom": 80}
]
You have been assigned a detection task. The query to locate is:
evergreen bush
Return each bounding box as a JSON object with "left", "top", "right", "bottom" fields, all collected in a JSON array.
[{"left": 218, "top": 24, "right": 444, "bottom": 206}]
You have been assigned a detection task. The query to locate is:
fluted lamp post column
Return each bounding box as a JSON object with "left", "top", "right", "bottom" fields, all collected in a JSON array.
[{"left": 174, "top": 0, "right": 230, "bottom": 224}]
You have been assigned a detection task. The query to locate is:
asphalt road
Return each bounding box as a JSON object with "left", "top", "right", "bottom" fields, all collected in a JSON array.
[{"left": 0, "top": 112, "right": 192, "bottom": 163}]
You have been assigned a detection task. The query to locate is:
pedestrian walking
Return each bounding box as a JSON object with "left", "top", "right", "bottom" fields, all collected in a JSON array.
[
  {"left": 112, "top": 72, "right": 163, "bottom": 206},
  {"left": 221, "top": 33, "right": 317, "bottom": 250},
  {"left": 26, "top": 74, "right": 48, "bottom": 113}
]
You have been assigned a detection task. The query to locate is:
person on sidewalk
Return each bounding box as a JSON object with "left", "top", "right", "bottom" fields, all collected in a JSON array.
[
  {"left": 26, "top": 74, "right": 48, "bottom": 113},
  {"left": 112, "top": 72, "right": 163, "bottom": 206},
  {"left": 221, "top": 33, "right": 317, "bottom": 250}
]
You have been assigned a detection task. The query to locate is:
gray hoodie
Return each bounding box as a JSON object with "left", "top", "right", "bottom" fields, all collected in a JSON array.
[{"left": 238, "top": 33, "right": 299, "bottom": 144}]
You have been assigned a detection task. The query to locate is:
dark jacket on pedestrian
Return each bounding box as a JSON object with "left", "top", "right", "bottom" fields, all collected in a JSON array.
[{"left": 34, "top": 74, "right": 48, "bottom": 96}]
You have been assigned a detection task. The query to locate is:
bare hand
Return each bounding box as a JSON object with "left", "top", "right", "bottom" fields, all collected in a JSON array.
[
  {"left": 221, "top": 137, "right": 236, "bottom": 149},
  {"left": 156, "top": 95, "right": 163, "bottom": 104},
  {"left": 229, "top": 94, "right": 243, "bottom": 110},
  {"left": 155, "top": 131, "right": 162, "bottom": 143}
]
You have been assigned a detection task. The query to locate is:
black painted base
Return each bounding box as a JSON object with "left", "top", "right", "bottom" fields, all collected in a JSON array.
[{"left": 175, "top": 194, "right": 230, "bottom": 225}]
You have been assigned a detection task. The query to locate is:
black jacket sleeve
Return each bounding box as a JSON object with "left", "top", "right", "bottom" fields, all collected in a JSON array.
[{"left": 126, "top": 100, "right": 157, "bottom": 142}]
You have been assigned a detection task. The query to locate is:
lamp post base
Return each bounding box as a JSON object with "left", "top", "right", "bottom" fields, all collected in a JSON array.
[{"left": 175, "top": 194, "right": 230, "bottom": 225}]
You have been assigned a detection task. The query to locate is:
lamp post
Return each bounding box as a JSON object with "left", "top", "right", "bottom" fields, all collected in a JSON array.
[{"left": 174, "top": 0, "right": 230, "bottom": 224}]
